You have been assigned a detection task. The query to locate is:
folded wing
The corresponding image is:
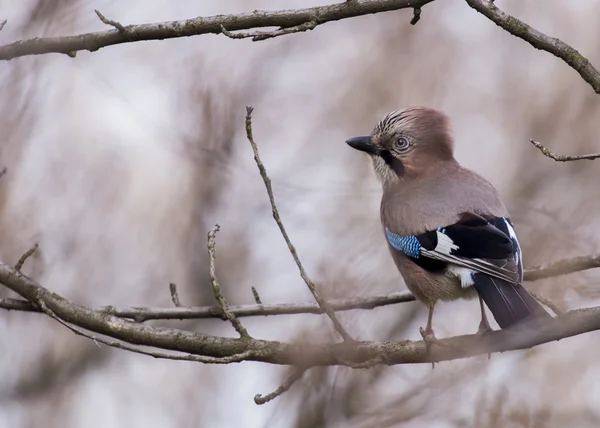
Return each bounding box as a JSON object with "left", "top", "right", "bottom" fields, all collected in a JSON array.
[{"left": 385, "top": 212, "right": 521, "bottom": 284}]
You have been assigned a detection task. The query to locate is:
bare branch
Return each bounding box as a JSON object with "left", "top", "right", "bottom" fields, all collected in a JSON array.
[
  {"left": 1, "top": 259, "right": 599, "bottom": 369},
  {"left": 0, "top": 297, "right": 39, "bottom": 312},
  {"left": 221, "top": 20, "right": 318, "bottom": 42},
  {"left": 465, "top": 0, "right": 600, "bottom": 94},
  {"left": 0, "top": 290, "right": 416, "bottom": 319},
  {"left": 410, "top": 7, "right": 422, "bottom": 25},
  {"left": 2, "top": 252, "right": 599, "bottom": 319},
  {"left": 0, "top": 0, "right": 434, "bottom": 60},
  {"left": 207, "top": 224, "right": 251, "bottom": 339},
  {"left": 251, "top": 286, "right": 263, "bottom": 305},
  {"left": 36, "top": 296, "right": 257, "bottom": 364},
  {"left": 529, "top": 139, "right": 600, "bottom": 162},
  {"left": 169, "top": 283, "right": 182, "bottom": 307},
  {"left": 525, "top": 253, "right": 600, "bottom": 281},
  {"left": 245, "top": 106, "right": 353, "bottom": 343},
  {"left": 94, "top": 10, "right": 126, "bottom": 32},
  {"left": 254, "top": 368, "right": 306, "bottom": 405},
  {"left": 0, "top": 167, "right": 6, "bottom": 178},
  {"left": 0, "top": 20, "right": 6, "bottom": 32},
  {"left": 15, "top": 243, "right": 38, "bottom": 272}
]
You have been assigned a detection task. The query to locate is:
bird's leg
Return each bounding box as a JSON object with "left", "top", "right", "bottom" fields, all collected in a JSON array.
[
  {"left": 419, "top": 305, "right": 436, "bottom": 341},
  {"left": 476, "top": 296, "right": 493, "bottom": 335},
  {"left": 419, "top": 305, "right": 437, "bottom": 369},
  {"left": 476, "top": 296, "right": 492, "bottom": 360}
]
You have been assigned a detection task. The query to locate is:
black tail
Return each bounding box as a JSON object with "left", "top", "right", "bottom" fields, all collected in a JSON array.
[{"left": 473, "top": 274, "right": 550, "bottom": 329}]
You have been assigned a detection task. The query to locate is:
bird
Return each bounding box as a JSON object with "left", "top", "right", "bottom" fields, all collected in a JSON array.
[{"left": 345, "top": 106, "right": 550, "bottom": 344}]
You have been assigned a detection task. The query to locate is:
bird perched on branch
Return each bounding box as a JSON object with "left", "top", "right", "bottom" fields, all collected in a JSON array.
[{"left": 345, "top": 106, "right": 549, "bottom": 343}]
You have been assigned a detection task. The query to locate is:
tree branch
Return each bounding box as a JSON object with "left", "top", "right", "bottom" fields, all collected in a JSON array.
[
  {"left": 524, "top": 253, "right": 600, "bottom": 281},
  {"left": 0, "top": 260, "right": 599, "bottom": 368},
  {"left": 169, "top": 283, "right": 182, "bottom": 307},
  {"left": 465, "top": 0, "right": 600, "bottom": 94},
  {"left": 221, "top": 21, "right": 318, "bottom": 42},
  {"left": 207, "top": 224, "right": 252, "bottom": 339},
  {"left": 0, "top": 0, "right": 435, "bottom": 61},
  {"left": 15, "top": 243, "right": 38, "bottom": 272},
  {"left": 254, "top": 367, "right": 307, "bottom": 405},
  {"left": 0, "top": 291, "right": 416, "bottom": 319},
  {"left": 529, "top": 139, "right": 600, "bottom": 162},
  {"left": 245, "top": 106, "right": 354, "bottom": 343},
  {"left": 2, "top": 252, "right": 598, "bottom": 319}
]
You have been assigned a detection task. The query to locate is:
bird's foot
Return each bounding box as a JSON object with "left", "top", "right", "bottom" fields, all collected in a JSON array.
[
  {"left": 419, "top": 326, "right": 437, "bottom": 343},
  {"left": 419, "top": 326, "right": 438, "bottom": 369},
  {"left": 476, "top": 323, "right": 493, "bottom": 336}
]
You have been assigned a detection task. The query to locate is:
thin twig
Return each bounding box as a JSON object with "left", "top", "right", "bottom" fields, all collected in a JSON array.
[
  {"left": 0, "top": 290, "right": 416, "bottom": 319},
  {"left": 208, "top": 224, "right": 251, "bottom": 339},
  {"left": 222, "top": 21, "right": 318, "bottom": 42},
  {"left": 254, "top": 368, "right": 307, "bottom": 404},
  {"left": 465, "top": 0, "right": 600, "bottom": 94},
  {"left": 0, "top": 167, "right": 6, "bottom": 178},
  {"left": 251, "top": 286, "right": 263, "bottom": 305},
  {"left": 410, "top": 7, "right": 422, "bottom": 25},
  {"left": 339, "top": 356, "right": 384, "bottom": 369},
  {"left": 37, "top": 294, "right": 256, "bottom": 363},
  {"left": 94, "top": 10, "right": 126, "bottom": 32},
  {"left": 0, "top": 20, "right": 6, "bottom": 32},
  {"left": 15, "top": 243, "right": 38, "bottom": 272},
  {"left": 529, "top": 139, "right": 600, "bottom": 162},
  {"left": 169, "top": 283, "right": 182, "bottom": 307},
  {"left": 219, "top": 25, "right": 246, "bottom": 39},
  {"left": 2, "top": 251, "right": 600, "bottom": 318},
  {"left": 244, "top": 106, "right": 354, "bottom": 343},
  {"left": 0, "top": 0, "right": 434, "bottom": 60}
]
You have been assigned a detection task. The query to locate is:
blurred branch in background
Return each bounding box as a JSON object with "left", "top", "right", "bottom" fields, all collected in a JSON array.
[{"left": 2, "top": 250, "right": 599, "bottom": 319}]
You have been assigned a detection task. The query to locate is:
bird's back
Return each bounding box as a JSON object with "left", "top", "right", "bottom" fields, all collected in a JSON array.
[{"left": 380, "top": 161, "right": 509, "bottom": 235}]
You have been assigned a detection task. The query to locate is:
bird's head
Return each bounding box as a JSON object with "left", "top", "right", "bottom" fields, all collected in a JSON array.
[{"left": 346, "top": 106, "right": 455, "bottom": 183}]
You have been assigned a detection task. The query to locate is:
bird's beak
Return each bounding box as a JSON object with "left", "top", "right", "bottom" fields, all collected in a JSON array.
[{"left": 345, "top": 136, "right": 382, "bottom": 155}]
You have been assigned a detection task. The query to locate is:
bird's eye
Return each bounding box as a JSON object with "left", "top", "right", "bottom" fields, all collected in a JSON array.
[{"left": 394, "top": 136, "right": 411, "bottom": 152}]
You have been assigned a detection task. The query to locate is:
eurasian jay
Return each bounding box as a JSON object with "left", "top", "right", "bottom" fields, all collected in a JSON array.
[{"left": 346, "top": 106, "right": 549, "bottom": 341}]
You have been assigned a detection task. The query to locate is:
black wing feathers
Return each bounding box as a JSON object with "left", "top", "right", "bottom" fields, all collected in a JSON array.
[
  {"left": 396, "top": 212, "right": 550, "bottom": 328},
  {"left": 415, "top": 213, "right": 513, "bottom": 260}
]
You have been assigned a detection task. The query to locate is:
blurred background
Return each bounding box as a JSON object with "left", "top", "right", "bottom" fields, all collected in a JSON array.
[{"left": 1, "top": 0, "right": 600, "bottom": 427}]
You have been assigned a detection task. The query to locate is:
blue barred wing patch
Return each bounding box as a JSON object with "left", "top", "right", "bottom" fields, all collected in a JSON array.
[{"left": 385, "top": 227, "right": 421, "bottom": 258}]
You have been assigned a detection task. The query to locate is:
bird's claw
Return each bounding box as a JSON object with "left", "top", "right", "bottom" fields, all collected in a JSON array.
[
  {"left": 476, "top": 324, "right": 493, "bottom": 336},
  {"left": 476, "top": 323, "right": 493, "bottom": 360},
  {"left": 419, "top": 326, "right": 438, "bottom": 369},
  {"left": 419, "top": 326, "right": 437, "bottom": 343}
]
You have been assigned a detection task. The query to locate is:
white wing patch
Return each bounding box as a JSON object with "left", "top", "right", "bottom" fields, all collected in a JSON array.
[
  {"left": 448, "top": 265, "right": 476, "bottom": 288},
  {"left": 420, "top": 248, "right": 516, "bottom": 283},
  {"left": 434, "top": 231, "right": 458, "bottom": 255},
  {"left": 504, "top": 218, "right": 523, "bottom": 267}
]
